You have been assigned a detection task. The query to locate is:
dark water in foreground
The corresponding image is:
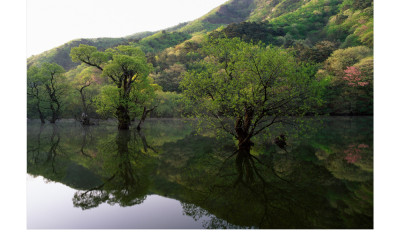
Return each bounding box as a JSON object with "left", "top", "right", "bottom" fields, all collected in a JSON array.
[{"left": 27, "top": 117, "right": 373, "bottom": 229}]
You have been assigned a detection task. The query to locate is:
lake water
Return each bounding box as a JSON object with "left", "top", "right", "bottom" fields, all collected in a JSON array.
[{"left": 27, "top": 117, "right": 373, "bottom": 229}]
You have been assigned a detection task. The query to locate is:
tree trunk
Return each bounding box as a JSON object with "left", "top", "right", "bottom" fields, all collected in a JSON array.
[
  {"left": 49, "top": 110, "right": 57, "bottom": 123},
  {"left": 45, "top": 84, "right": 60, "bottom": 124},
  {"left": 116, "top": 104, "right": 130, "bottom": 130},
  {"left": 138, "top": 130, "right": 157, "bottom": 153},
  {"left": 136, "top": 107, "right": 146, "bottom": 131},
  {"left": 137, "top": 106, "right": 157, "bottom": 131},
  {"left": 47, "top": 125, "right": 60, "bottom": 173},
  {"left": 48, "top": 99, "right": 60, "bottom": 123},
  {"left": 235, "top": 107, "right": 254, "bottom": 150},
  {"left": 39, "top": 113, "right": 45, "bottom": 124},
  {"left": 33, "top": 85, "right": 45, "bottom": 124},
  {"left": 37, "top": 102, "right": 45, "bottom": 124},
  {"left": 80, "top": 86, "right": 92, "bottom": 126},
  {"left": 234, "top": 149, "right": 255, "bottom": 185},
  {"left": 238, "top": 136, "right": 254, "bottom": 150},
  {"left": 81, "top": 114, "right": 91, "bottom": 126},
  {"left": 116, "top": 130, "right": 138, "bottom": 188}
]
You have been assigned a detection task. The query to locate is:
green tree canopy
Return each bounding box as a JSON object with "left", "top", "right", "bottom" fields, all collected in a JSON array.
[
  {"left": 324, "top": 46, "right": 372, "bottom": 75},
  {"left": 27, "top": 63, "right": 67, "bottom": 123},
  {"left": 27, "top": 65, "right": 47, "bottom": 123},
  {"left": 181, "top": 37, "right": 324, "bottom": 149},
  {"left": 70, "top": 44, "right": 153, "bottom": 129}
]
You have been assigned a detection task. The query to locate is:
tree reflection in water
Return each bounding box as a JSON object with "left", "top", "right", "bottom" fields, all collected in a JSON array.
[
  {"left": 28, "top": 124, "right": 66, "bottom": 180},
  {"left": 79, "top": 125, "right": 93, "bottom": 158},
  {"left": 27, "top": 123, "right": 45, "bottom": 165},
  {"left": 73, "top": 130, "right": 153, "bottom": 210},
  {"left": 179, "top": 142, "right": 372, "bottom": 229},
  {"left": 27, "top": 118, "right": 373, "bottom": 229}
]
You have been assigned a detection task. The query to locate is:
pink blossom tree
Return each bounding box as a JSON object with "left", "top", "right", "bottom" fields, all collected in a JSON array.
[
  {"left": 343, "top": 66, "right": 369, "bottom": 113},
  {"left": 344, "top": 144, "right": 369, "bottom": 164},
  {"left": 343, "top": 66, "right": 368, "bottom": 87}
]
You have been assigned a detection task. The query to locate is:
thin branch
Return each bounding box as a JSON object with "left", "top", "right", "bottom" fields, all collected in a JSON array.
[
  {"left": 212, "top": 113, "right": 237, "bottom": 138},
  {"left": 252, "top": 115, "right": 278, "bottom": 137}
]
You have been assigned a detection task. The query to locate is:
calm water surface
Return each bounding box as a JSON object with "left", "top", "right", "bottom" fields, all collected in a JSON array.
[{"left": 27, "top": 118, "right": 373, "bottom": 229}]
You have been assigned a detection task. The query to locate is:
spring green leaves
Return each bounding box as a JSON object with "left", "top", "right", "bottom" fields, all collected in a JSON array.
[{"left": 181, "top": 37, "right": 324, "bottom": 142}]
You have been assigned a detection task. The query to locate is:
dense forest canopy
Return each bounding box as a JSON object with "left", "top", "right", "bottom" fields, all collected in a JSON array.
[{"left": 27, "top": 0, "right": 373, "bottom": 131}]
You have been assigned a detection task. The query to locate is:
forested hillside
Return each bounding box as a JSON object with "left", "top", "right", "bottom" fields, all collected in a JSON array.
[{"left": 27, "top": 0, "right": 373, "bottom": 124}]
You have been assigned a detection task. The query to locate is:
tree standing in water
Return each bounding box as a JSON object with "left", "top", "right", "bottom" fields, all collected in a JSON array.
[
  {"left": 181, "top": 37, "right": 324, "bottom": 150},
  {"left": 71, "top": 45, "right": 152, "bottom": 130},
  {"left": 27, "top": 66, "right": 46, "bottom": 123},
  {"left": 42, "top": 63, "right": 66, "bottom": 123},
  {"left": 73, "top": 67, "right": 101, "bottom": 125},
  {"left": 27, "top": 63, "right": 66, "bottom": 123}
]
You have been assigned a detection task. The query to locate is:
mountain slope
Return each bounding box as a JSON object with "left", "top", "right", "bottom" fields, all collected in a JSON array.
[
  {"left": 27, "top": 0, "right": 315, "bottom": 70},
  {"left": 27, "top": 33, "right": 155, "bottom": 71},
  {"left": 249, "top": 0, "right": 311, "bottom": 22},
  {"left": 179, "top": 0, "right": 256, "bottom": 33},
  {"left": 28, "top": 0, "right": 372, "bottom": 72}
]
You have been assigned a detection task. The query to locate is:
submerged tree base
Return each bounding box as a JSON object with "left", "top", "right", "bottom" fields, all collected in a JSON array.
[
  {"left": 116, "top": 105, "right": 131, "bottom": 130},
  {"left": 238, "top": 138, "right": 254, "bottom": 151},
  {"left": 118, "top": 123, "right": 130, "bottom": 130},
  {"left": 81, "top": 120, "right": 95, "bottom": 126}
]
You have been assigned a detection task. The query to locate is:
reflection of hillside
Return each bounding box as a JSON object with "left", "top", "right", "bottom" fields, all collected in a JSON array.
[
  {"left": 27, "top": 118, "right": 373, "bottom": 228},
  {"left": 152, "top": 118, "right": 373, "bottom": 228},
  {"left": 155, "top": 142, "right": 341, "bottom": 228},
  {"left": 27, "top": 124, "right": 103, "bottom": 189},
  {"left": 156, "top": 134, "right": 230, "bottom": 186},
  {"left": 27, "top": 120, "right": 192, "bottom": 209}
]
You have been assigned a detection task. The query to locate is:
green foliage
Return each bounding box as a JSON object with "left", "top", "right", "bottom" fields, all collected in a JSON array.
[
  {"left": 201, "top": 0, "right": 255, "bottom": 24},
  {"left": 103, "top": 46, "right": 151, "bottom": 87},
  {"left": 27, "top": 117, "right": 373, "bottom": 228},
  {"left": 271, "top": 0, "right": 342, "bottom": 42},
  {"left": 326, "top": 1, "right": 373, "bottom": 47},
  {"left": 59, "top": 64, "right": 110, "bottom": 119},
  {"left": 179, "top": 0, "right": 254, "bottom": 34},
  {"left": 316, "top": 46, "right": 373, "bottom": 115},
  {"left": 181, "top": 37, "right": 324, "bottom": 142},
  {"left": 151, "top": 91, "right": 186, "bottom": 118},
  {"left": 179, "top": 19, "right": 222, "bottom": 34},
  {"left": 28, "top": 37, "right": 139, "bottom": 71},
  {"left": 151, "top": 63, "right": 186, "bottom": 92},
  {"left": 28, "top": 0, "right": 373, "bottom": 120},
  {"left": 70, "top": 44, "right": 154, "bottom": 126},
  {"left": 290, "top": 40, "right": 337, "bottom": 63},
  {"left": 95, "top": 85, "right": 126, "bottom": 118},
  {"left": 27, "top": 63, "right": 68, "bottom": 122},
  {"left": 133, "top": 31, "right": 191, "bottom": 54},
  {"left": 75, "top": 67, "right": 102, "bottom": 115},
  {"left": 39, "top": 62, "right": 66, "bottom": 78},
  {"left": 354, "top": 56, "right": 373, "bottom": 84},
  {"left": 210, "top": 21, "right": 285, "bottom": 45},
  {"left": 94, "top": 81, "right": 160, "bottom": 120},
  {"left": 27, "top": 66, "right": 48, "bottom": 120},
  {"left": 70, "top": 44, "right": 110, "bottom": 68},
  {"left": 151, "top": 35, "right": 205, "bottom": 73},
  {"left": 352, "top": 0, "right": 373, "bottom": 9},
  {"left": 341, "top": 34, "right": 362, "bottom": 48},
  {"left": 324, "top": 46, "right": 372, "bottom": 74},
  {"left": 249, "top": 0, "right": 300, "bottom": 22}
]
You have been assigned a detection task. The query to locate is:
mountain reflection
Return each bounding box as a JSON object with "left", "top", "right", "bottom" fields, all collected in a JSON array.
[
  {"left": 177, "top": 143, "right": 372, "bottom": 229},
  {"left": 27, "top": 118, "right": 373, "bottom": 229}
]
